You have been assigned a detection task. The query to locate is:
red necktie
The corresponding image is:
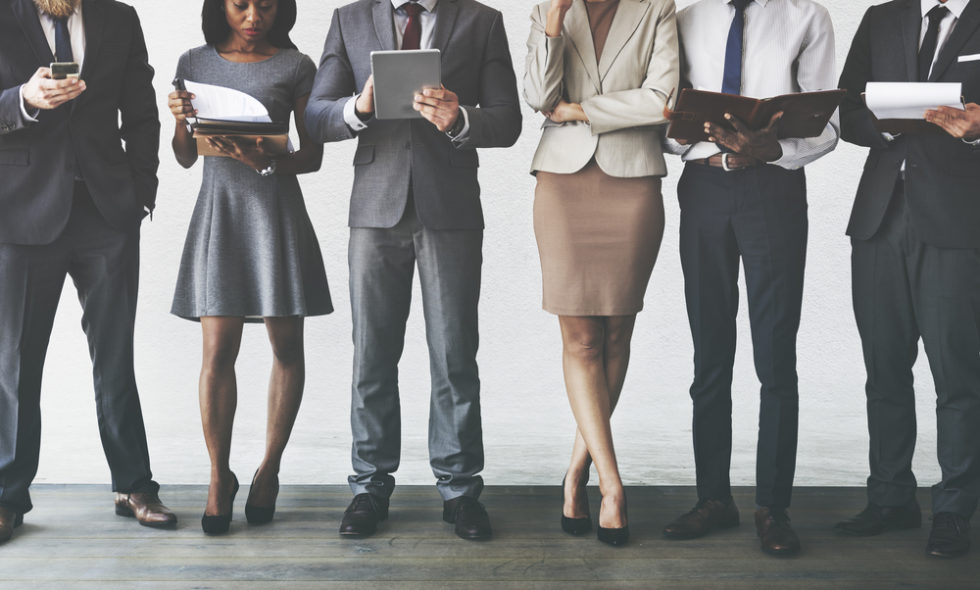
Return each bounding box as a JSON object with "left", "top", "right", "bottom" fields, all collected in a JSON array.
[{"left": 402, "top": 2, "right": 423, "bottom": 50}]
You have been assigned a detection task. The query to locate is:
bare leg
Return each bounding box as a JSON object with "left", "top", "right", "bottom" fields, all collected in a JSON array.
[
  {"left": 559, "top": 316, "right": 627, "bottom": 528},
  {"left": 563, "top": 315, "right": 637, "bottom": 518},
  {"left": 200, "top": 316, "right": 245, "bottom": 516},
  {"left": 250, "top": 316, "right": 306, "bottom": 506}
]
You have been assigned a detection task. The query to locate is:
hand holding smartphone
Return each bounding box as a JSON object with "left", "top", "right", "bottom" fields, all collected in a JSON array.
[{"left": 50, "top": 62, "right": 80, "bottom": 80}]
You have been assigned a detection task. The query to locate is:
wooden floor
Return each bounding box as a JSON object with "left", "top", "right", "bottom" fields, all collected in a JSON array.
[{"left": 1, "top": 485, "right": 977, "bottom": 589}]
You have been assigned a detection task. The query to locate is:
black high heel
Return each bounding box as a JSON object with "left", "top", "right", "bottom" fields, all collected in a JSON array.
[
  {"left": 596, "top": 493, "right": 629, "bottom": 547},
  {"left": 560, "top": 469, "right": 592, "bottom": 536},
  {"left": 245, "top": 469, "right": 278, "bottom": 525},
  {"left": 201, "top": 473, "right": 239, "bottom": 535}
]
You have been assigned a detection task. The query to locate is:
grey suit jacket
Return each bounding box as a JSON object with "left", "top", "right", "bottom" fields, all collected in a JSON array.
[
  {"left": 839, "top": 0, "right": 980, "bottom": 248},
  {"left": 305, "top": 0, "right": 522, "bottom": 230},
  {"left": 0, "top": 0, "right": 159, "bottom": 245},
  {"left": 524, "top": 0, "right": 678, "bottom": 177}
]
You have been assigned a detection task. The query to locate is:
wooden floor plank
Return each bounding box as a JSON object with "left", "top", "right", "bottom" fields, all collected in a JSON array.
[{"left": 0, "top": 485, "right": 976, "bottom": 589}]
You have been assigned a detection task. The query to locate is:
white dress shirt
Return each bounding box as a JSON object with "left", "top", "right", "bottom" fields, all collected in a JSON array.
[
  {"left": 20, "top": 3, "right": 86, "bottom": 122},
  {"left": 667, "top": 0, "right": 839, "bottom": 170},
  {"left": 343, "top": 0, "right": 470, "bottom": 139}
]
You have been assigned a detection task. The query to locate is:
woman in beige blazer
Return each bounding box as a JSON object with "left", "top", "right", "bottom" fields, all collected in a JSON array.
[{"left": 525, "top": 0, "right": 678, "bottom": 546}]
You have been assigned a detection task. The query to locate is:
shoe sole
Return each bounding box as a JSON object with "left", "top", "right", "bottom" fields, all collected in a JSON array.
[
  {"left": 834, "top": 521, "right": 921, "bottom": 537},
  {"left": 663, "top": 518, "right": 740, "bottom": 540}
]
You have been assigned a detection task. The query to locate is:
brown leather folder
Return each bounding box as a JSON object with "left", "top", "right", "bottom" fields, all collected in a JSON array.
[
  {"left": 194, "top": 133, "right": 289, "bottom": 157},
  {"left": 666, "top": 88, "right": 845, "bottom": 142}
]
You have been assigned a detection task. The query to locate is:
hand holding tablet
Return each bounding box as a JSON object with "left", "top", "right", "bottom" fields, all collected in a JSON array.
[{"left": 370, "top": 49, "right": 442, "bottom": 120}]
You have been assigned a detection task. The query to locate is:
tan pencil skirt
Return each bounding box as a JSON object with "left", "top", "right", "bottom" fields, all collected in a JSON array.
[{"left": 533, "top": 160, "right": 665, "bottom": 316}]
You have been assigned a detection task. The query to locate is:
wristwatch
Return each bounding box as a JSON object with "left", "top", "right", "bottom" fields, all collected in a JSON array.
[
  {"left": 257, "top": 159, "right": 277, "bottom": 176},
  {"left": 445, "top": 112, "right": 465, "bottom": 139}
]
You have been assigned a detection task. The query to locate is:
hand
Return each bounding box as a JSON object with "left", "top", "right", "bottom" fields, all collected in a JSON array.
[
  {"left": 924, "top": 103, "right": 980, "bottom": 140},
  {"left": 413, "top": 86, "right": 461, "bottom": 132},
  {"left": 355, "top": 75, "right": 375, "bottom": 117},
  {"left": 705, "top": 111, "right": 784, "bottom": 162},
  {"left": 168, "top": 90, "right": 196, "bottom": 123},
  {"left": 546, "top": 0, "right": 573, "bottom": 36},
  {"left": 543, "top": 99, "right": 587, "bottom": 124},
  {"left": 205, "top": 136, "right": 273, "bottom": 170},
  {"left": 21, "top": 67, "right": 86, "bottom": 110}
]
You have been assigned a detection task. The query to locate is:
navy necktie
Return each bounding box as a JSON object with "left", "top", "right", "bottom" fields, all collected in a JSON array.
[
  {"left": 722, "top": 0, "right": 749, "bottom": 95},
  {"left": 54, "top": 16, "right": 73, "bottom": 62},
  {"left": 918, "top": 4, "right": 949, "bottom": 81}
]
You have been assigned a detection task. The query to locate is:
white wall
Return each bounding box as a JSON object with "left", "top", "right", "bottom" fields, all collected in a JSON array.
[{"left": 33, "top": 0, "right": 943, "bottom": 491}]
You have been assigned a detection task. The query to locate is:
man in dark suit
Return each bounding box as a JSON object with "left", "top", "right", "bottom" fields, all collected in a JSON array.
[
  {"left": 0, "top": 0, "right": 174, "bottom": 544},
  {"left": 306, "top": 0, "right": 521, "bottom": 540},
  {"left": 835, "top": 0, "right": 980, "bottom": 558}
]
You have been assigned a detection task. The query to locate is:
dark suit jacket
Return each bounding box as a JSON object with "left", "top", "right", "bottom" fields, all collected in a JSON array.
[
  {"left": 305, "top": 0, "right": 522, "bottom": 230},
  {"left": 0, "top": 0, "right": 159, "bottom": 245},
  {"left": 839, "top": 0, "right": 980, "bottom": 248}
]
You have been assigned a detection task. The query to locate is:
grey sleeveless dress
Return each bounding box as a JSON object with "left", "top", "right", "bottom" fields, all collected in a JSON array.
[{"left": 171, "top": 46, "right": 332, "bottom": 321}]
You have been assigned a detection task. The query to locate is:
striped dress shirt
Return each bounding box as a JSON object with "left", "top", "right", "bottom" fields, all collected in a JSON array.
[{"left": 667, "top": 0, "right": 839, "bottom": 170}]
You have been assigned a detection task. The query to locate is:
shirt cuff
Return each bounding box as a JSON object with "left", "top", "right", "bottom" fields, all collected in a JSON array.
[
  {"left": 19, "top": 85, "right": 39, "bottom": 123},
  {"left": 448, "top": 106, "right": 471, "bottom": 142},
  {"left": 343, "top": 95, "right": 370, "bottom": 132},
  {"left": 882, "top": 131, "right": 900, "bottom": 142},
  {"left": 771, "top": 139, "right": 798, "bottom": 169}
]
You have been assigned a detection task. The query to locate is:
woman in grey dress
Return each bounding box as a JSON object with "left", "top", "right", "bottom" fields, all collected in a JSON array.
[{"left": 167, "top": 0, "right": 331, "bottom": 535}]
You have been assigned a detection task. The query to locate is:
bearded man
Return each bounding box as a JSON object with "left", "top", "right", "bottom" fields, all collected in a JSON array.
[{"left": 0, "top": 0, "right": 173, "bottom": 544}]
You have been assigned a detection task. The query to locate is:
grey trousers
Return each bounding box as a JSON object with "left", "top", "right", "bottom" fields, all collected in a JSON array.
[
  {"left": 852, "top": 179, "right": 980, "bottom": 518},
  {"left": 0, "top": 184, "right": 156, "bottom": 514},
  {"left": 348, "top": 199, "right": 484, "bottom": 501}
]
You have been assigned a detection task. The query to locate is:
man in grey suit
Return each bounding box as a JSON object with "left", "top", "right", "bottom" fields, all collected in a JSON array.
[
  {"left": 305, "top": 0, "right": 521, "bottom": 540},
  {"left": 0, "top": 0, "right": 175, "bottom": 545},
  {"left": 835, "top": 0, "right": 980, "bottom": 559}
]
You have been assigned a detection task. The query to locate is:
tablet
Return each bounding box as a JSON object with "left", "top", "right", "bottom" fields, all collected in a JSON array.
[{"left": 370, "top": 49, "right": 441, "bottom": 120}]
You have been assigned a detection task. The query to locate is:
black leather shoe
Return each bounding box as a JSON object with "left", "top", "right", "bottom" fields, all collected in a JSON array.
[
  {"left": 755, "top": 507, "right": 801, "bottom": 557},
  {"left": 201, "top": 473, "right": 239, "bottom": 535},
  {"left": 339, "top": 493, "right": 389, "bottom": 538},
  {"left": 245, "top": 469, "right": 279, "bottom": 525},
  {"left": 926, "top": 512, "right": 971, "bottom": 558},
  {"left": 0, "top": 506, "right": 23, "bottom": 545},
  {"left": 663, "top": 498, "right": 739, "bottom": 540},
  {"left": 443, "top": 496, "right": 492, "bottom": 540},
  {"left": 834, "top": 500, "right": 921, "bottom": 536},
  {"left": 560, "top": 473, "right": 592, "bottom": 536},
  {"left": 597, "top": 524, "right": 629, "bottom": 546}
]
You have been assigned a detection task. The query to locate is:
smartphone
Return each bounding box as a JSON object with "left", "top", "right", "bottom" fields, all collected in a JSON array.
[{"left": 50, "top": 62, "right": 80, "bottom": 80}]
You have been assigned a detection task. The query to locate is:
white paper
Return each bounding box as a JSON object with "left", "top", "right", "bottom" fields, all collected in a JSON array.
[
  {"left": 183, "top": 79, "right": 271, "bottom": 123},
  {"left": 865, "top": 82, "right": 963, "bottom": 120}
]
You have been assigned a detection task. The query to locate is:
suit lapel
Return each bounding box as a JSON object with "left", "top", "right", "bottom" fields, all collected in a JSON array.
[
  {"left": 431, "top": 0, "right": 459, "bottom": 53},
  {"left": 900, "top": 0, "right": 920, "bottom": 81},
  {"left": 12, "top": 0, "right": 54, "bottom": 64},
  {"left": 564, "top": 0, "right": 601, "bottom": 93},
  {"left": 931, "top": 0, "right": 980, "bottom": 80},
  {"left": 373, "top": 0, "right": 396, "bottom": 51},
  {"left": 597, "top": 0, "right": 649, "bottom": 82}
]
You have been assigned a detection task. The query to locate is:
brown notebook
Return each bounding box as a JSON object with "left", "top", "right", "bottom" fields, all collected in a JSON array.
[
  {"left": 194, "top": 133, "right": 289, "bottom": 158},
  {"left": 666, "top": 88, "right": 845, "bottom": 143}
]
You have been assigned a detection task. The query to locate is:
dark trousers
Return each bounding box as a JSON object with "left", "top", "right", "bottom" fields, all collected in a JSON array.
[
  {"left": 0, "top": 183, "right": 155, "bottom": 514},
  {"left": 347, "top": 197, "right": 485, "bottom": 501},
  {"left": 678, "top": 163, "right": 807, "bottom": 510},
  {"left": 852, "top": 180, "right": 980, "bottom": 518}
]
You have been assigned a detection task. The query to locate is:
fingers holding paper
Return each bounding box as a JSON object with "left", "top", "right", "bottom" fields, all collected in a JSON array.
[
  {"left": 168, "top": 90, "right": 197, "bottom": 123},
  {"left": 413, "top": 86, "right": 460, "bottom": 132},
  {"left": 704, "top": 111, "right": 784, "bottom": 163},
  {"left": 924, "top": 103, "right": 980, "bottom": 140}
]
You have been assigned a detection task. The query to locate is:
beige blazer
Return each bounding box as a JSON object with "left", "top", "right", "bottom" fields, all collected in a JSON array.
[{"left": 524, "top": 0, "right": 679, "bottom": 177}]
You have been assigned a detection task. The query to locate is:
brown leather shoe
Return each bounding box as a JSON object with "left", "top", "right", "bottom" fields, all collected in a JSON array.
[
  {"left": 0, "top": 506, "right": 23, "bottom": 544},
  {"left": 115, "top": 492, "right": 177, "bottom": 529},
  {"left": 755, "top": 507, "right": 801, "bottom": 556},
  {"left": 663, "top": 498, "right": 740, "bottom": 539}
]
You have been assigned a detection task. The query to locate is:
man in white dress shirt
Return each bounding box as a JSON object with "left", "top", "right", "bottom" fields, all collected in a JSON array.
[{"left": 661, "top": 0, "right": 838, "bottom": 556}]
